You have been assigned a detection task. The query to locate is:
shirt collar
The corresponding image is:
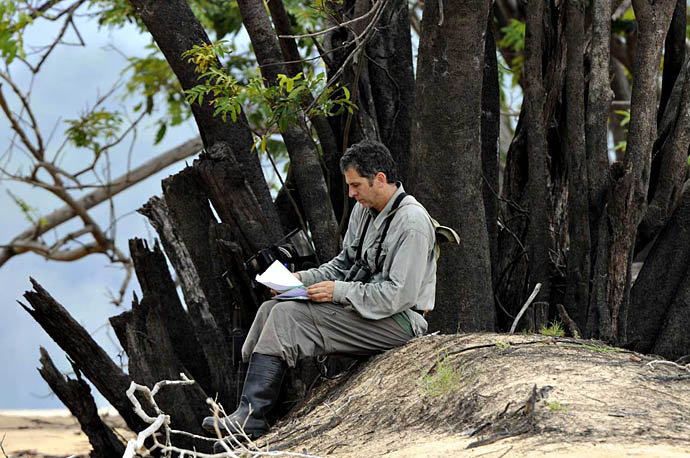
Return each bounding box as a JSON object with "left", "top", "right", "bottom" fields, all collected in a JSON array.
[{"left": 369, "top": 182, "right": 405, "bottom": 230}]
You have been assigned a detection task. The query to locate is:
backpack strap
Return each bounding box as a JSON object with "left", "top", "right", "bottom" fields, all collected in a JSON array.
[{"left": 374, "top": 192, "right": 408, "bottom": 268}]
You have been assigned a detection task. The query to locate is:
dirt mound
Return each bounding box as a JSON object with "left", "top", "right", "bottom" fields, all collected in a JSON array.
[{"left": 260, "top": 333, "right": 690, "bottom": 457}]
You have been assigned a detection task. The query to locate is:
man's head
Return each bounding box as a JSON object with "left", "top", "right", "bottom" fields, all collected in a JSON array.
[{"left": 340, "top": 140, "right": 399, "bottom": 211}]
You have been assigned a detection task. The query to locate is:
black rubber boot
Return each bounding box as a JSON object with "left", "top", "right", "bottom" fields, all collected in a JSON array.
[{"left": 202, "top": 353, "right": 286, "bottom": 439}]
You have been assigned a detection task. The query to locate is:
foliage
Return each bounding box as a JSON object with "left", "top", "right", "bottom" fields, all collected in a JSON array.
[
  {"left": 419, "top": 352, "right": 467, "bottom": 398},
  {"left": 539, "top": 321, "right": 565, "bottom": 337},
  {"left": 613, "top": 109, "right": 630, "bottom": 154},
  {"left": 182, "top": 40, "right": 356, "bottom": 148},
  {"left": 65, "top": 110, "right": 124, "bottom": 156},
  {"left": 0, "top": 1, "right": 31, "bottom": 64},
  {"left": 497, "top": 19, "right": 525, "bottom": 87}
]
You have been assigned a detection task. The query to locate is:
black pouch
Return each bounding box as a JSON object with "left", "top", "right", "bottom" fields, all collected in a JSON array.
[{"left": 344, "top": 259, "right": 374, "bottom": 283}]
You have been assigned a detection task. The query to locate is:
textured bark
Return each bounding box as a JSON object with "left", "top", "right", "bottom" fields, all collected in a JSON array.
[
  {"left": 138, "top": 196, "right": 238, "bottom": 400},
  {"left": 585, "top": 0, "right": 613, "bottom": 338},
  {"left": 38, "top": 348, "right": 125, "bottom": 458},
  {"left": 128, "top": 238, "right": 214, "bottom": 397},
  {"left": 640, "top": 59, "right": 690, "bottom": 246},
  {"left": 563, "top": 0, "right": 590, "bottom": 328},
  {"left": 128, "top": 0, "right": 279, "bottom": 228},
  {"left": 236, "top": 0, "right": 340, "bottom": 262},
  {"left": 19, "top": 279, "right": 147, "bottom": 433},
  {"left": 628, "top": 185, "right": 690, "bottom": 357},
  {"left": 607, "top": 0, "right": 676, "bottom": 343},
  {"left": 523, "top": 0, "right": 552, "bottom": 305},
  {"left": 196, "top": 143, "right": 281, "bottom": 251},
  {"left": 410, "top": 0, "right": 495, "bottom": 332},
  {"left": 366, "top": 0, "right": 415, "bottom": 184},
  {"left": 160, "top": 168, "right": 237, "bottom": 404},
  {"left": 482, "top": 24, "right": 500, "bottom": 283},
  {"left": 265, "top": 0, "right": 345, "bottom": 222},
  {"left": 119, "top": 292, "right": 212, "bottom": 449},
  {"left": 657, "top": 0, "right": 686, "bottom": 124}
]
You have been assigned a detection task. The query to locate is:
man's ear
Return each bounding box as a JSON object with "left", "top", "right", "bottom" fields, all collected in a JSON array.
[{"left": 375, "top": 171, "right": 387, "bottom": 185}]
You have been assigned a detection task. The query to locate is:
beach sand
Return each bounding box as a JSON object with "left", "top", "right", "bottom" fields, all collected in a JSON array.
[{"left": 0, "top": 408, "right": 129, "bottom": 457}]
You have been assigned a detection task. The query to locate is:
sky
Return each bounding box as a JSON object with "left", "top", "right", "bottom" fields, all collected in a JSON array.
[{"left": 0, "top": 12, "right": 201, "bottom": 409}]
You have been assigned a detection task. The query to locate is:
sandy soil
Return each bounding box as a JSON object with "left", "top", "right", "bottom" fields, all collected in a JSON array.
[
  {"left": 2, "top": 334, "right": 690, "bottom": 457},
  {"left": 0, "top": 408, "right": 129, "bottom": 457}
]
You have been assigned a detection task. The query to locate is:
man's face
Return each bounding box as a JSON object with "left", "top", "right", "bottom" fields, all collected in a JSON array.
[{"left": 344, "top": 167, "right": 381, "bottom": 209}]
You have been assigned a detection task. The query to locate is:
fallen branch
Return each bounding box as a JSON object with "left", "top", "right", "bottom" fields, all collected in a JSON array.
[{"left": 510, "top": 283, "right": 542, "bottom": 333}]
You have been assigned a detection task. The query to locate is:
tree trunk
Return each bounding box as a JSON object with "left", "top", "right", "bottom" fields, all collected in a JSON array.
[
  {"left": 523, "top": 0, "right": 552, "bottom": 308},
  {"left": 482, "top": 22, "right": 500, "bottom": 285},
  {"left": 563, "top": 0, "right": 590, "bottom": 329},
  {"left": 129, "top": 0, "right": 279, "bottom": 229},
  {"left": 410, "top": 0, "right": 495, "bottom": 333},
  {"left": 38, "top": 348, "right": 125, "bottom": 458},
  {"left": 585, "top": 0, "right": 613, "bottom": 338},
  {"left": 607, "top": 0, "right": 676, "bottom": 343},
  {"left": 20, "top": 279, "right": 147, "bottom": 433},
  {"left": 628, "top": 185, "right": 690, "bottom": 357},
  {"left": 236, "top": 0, "right": 340, "bottom": 262}
]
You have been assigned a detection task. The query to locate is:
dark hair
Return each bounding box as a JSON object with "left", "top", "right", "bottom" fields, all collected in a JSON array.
[{"left": 340, "top": 140, "right": 398, "bottom": 183}]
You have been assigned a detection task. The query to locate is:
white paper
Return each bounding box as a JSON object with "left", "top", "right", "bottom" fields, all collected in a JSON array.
[
  {"left": 273, "top": 287, "right": 309, "bottom": 300},
  {"left": 255, "top": 260, "right": 304, "bottom": 291}
]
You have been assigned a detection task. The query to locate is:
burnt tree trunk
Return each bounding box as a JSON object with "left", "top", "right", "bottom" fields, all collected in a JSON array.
[
  {"left": 410, "top": 0, "right": 495, "bottom": 333},
  {"left": 563, "top": 0, "right": 590, "bottom": 328},
  {"left": 38, "top": 348, "right": 126, "bottom": 458}
]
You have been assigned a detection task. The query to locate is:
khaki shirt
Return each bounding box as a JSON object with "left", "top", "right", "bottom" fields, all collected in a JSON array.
[{"left": 298, "top": 184, "right": 436, "bottom": 336}]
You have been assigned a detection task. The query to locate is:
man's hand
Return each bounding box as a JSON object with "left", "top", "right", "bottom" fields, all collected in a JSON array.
[
  {"left": 294, "top": 272, "right": 301, "bottom": 281},
  {"left": 307, "top": 281, "right": 334, "bottom": 302}
]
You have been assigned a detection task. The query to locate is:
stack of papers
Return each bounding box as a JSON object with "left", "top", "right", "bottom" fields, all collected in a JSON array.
[{"left": 255, "top": 260, "right": 309, "bottom": 300}]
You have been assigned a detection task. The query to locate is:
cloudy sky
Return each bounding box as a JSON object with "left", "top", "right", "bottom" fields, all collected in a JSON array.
[{"left": 0, "top": 12, "right": 200, "bottom": 409}]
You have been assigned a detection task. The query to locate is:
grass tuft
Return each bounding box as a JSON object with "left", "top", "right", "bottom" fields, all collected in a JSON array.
[
  {"left": 420, "top": 352, "right": 466, "bottom": 398},
  {"left": 539, "top": 320, "right": 565, "bottom": 337}
]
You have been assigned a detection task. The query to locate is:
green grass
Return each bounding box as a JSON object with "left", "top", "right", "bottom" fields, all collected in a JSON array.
[
  {"left": 420, "top": 352, "right": 466, "bottom": 398},
  {"left": 495, "top": 340, "right": 511, "bottom": 350},
  {"left": 581, "top": 343, "right": 620, "bottom": 354},
  {"left": 548, "top": 400, "right": 567, "bottom": 412},
  {"left": 539, "top": 321, "right": 565, "bottom": 337}
]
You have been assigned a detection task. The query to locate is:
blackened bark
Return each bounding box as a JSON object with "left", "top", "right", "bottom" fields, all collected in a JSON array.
[
  {"left": 366, "top": 0, "right": 415, "bottom": 183},
  {"left": 121, "top": 293, "right": 212, "bottom": 448},
  {"left": 138, "top": 197, "right": 237, "bottom": 402},
  {"left": 129, "top": 238, "right": 214, "bottom": 396},
  {"left": 128, "top": 0, "right": 279, "bottom": 228},
  {"left": 628, "top": 185, "right": 690, "bottom": 357},
  {"left": 160, "top": 169, "right": 237, "bottom": 404},
  {"left": 585, "top": 0, "right": 612, "bottom": 338},
  {"left": 38, "top": 349, "right": 125, "bottom": 458},
  {"left": 657, "top": 0, "right": 686, "bottom": 124},
  {"left": 563, "top": 0, "right": 590, "bottom": 328},
  {"left": 410, "top": 0, "right": 495, "bottom": 332},
  {"left": 19, "top": 279, "right": 147, "bottom": 433},
  {"left": 236, "top": 0, "right": 340, "bottom": 262},
  {"left": 523, "top": 0, "right": 552, "bottom": 305},
  {"left": 607, "top": 0, "right": 676, "bottom": 343},
  {"left": 196, "top": 143, "right": 281, "bottom": 251},
  {"left": 482, "top": 24, "right": 500, "bottom": 284},
  {"left": 640, "top": 59, "right": 690, "bottom": 246},
  {"left": 266, "top": 0, "right": 344, "bottom": 221}
]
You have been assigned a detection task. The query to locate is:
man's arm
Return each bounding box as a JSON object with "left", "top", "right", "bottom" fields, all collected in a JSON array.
[
  {"left": 296, "top": 206, "right": 361, "bottom": 286},
  {"left": 329, "top": 228, "right": 433, "bottom": 318}
]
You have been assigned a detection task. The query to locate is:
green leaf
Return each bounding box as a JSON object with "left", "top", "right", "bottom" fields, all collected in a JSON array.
[{"left": 154, "top": 122, "right": 167, "bottom": 144}]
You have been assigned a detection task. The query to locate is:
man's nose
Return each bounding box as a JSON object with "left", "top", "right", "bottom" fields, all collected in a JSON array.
[{"left": 349, "top": 187, "right": 356, "bottom": 197}]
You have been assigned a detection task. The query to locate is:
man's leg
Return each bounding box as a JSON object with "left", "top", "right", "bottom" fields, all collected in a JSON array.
[{"left": 250, "top": 301, "right": 412, "bottom": 367}]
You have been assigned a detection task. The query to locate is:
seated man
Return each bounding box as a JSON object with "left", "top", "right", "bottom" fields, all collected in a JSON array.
[{"left": 202, "top": 139, "right": 437, "bottom": 438}]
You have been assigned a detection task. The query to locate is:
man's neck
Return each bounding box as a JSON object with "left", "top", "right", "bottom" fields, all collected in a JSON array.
[{"left": 374, "top": 183, "right": 399, "bottom": 212}]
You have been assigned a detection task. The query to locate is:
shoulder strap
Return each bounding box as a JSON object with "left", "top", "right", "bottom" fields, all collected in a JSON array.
[
  {"left": 374, "top": 192, "right": 408, "bottom": 268},
  {"left": 355, "top": 214, "right": 372, "bottom": 262}
]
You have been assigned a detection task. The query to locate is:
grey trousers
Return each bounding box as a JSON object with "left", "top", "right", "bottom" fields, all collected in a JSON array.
[{"left": 241, "top": 300, "right": 412, "bottom": 368}]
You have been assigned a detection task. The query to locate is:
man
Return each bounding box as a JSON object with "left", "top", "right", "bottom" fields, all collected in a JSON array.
[{"left": 202, "top": 139, "right": 437, "bottom": 438}]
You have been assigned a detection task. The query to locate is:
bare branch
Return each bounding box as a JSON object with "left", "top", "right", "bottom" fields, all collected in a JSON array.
[{"left": 0, "top": 137, "right": 202, "bottom": 267}]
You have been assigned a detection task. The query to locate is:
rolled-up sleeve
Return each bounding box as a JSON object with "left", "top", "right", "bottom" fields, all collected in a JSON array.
[{"left": 332, "top": 228, "right": 432, "bottom": 319}]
